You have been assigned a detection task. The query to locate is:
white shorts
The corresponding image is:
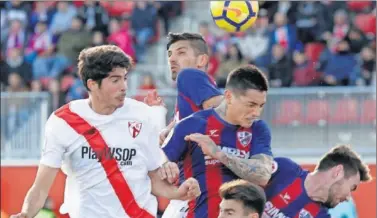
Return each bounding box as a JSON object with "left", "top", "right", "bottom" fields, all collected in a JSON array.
[{"left": 162, "top": 200, "right": 189, "bottom": 218}]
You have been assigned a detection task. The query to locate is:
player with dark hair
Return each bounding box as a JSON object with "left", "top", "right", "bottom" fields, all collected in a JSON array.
[
  {"left": 218, "top": 180, "right": 266, "bottom": 218},
  {"left": 10, "top": 45, "right": 201, "bottom": 218},
  {"left": 156, "top": 32, "right": 223, "bottom": 145},
  {"left": 161, "top": 65, "right": 273, "bottom": 218},
  {"left": 262, "top": 145, "right": 372, "bottom": 218}
]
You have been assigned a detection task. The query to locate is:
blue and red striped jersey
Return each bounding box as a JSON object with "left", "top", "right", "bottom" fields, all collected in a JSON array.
[
  {"left": 263, "top": 157, "right": 331, "bottom": 218},
  {"left": 163, "top": 109, "right": 272, "bottom": 218},
  {"left": 175, "top": 68, "right": 222, "bottom": 121}
]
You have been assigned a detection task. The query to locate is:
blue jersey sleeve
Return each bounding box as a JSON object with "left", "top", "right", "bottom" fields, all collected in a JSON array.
[
  {"left": 177, "top": 68, "right": 222, "bottom": 107},
  {"left": 270, "top": 157, "right": 302, "bottom": 181},
  {"left": 162, "top": 115, "right": 206, "bottom": 162},
  {"left": 250, "top": 120, "right": 272, "bottom": 157}
]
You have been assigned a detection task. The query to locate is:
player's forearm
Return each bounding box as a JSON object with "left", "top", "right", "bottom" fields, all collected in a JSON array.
[
  {"left": 166, "top": 119, "right": 176, "bottom": 132},
  {"left": 21, "top": 185, "right": 49, "bottom": 218},
  {"left": 217, "top": 153, "right": 273, "bottom": 186},
  {"left": 149, "top": 170, "right": 180, "bottom": 199}
]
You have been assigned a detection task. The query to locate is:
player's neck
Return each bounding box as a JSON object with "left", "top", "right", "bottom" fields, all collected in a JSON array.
[
  {"left": 88, "top": 96, "right": 117, "bottom": 115},
  {"left": 305, "top": 172, "right": 330, "bottom": 203},
  {"left": 215, "top": 101, "right": 238, "bottom": 125}
]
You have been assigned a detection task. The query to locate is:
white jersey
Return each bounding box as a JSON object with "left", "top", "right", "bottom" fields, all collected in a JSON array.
[{"left": 40, "top": 98, "right": 165, "bottom": 218}]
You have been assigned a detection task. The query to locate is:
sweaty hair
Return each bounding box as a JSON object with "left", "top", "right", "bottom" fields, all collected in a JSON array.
[
  {"left": 166, "top": 32, "right": 209, "bottom": 56},
  {"left": 219, "top": 180, "right": 266, "bottom": 217},
  {"left": 77, "top": 45, "right": 132, "bottom": 91},
  {"left": 226, "top": 65, "right": 269, "bottom": 95},
  {"left": 316, "top": 145, "right": 372, "bottom": 182}
]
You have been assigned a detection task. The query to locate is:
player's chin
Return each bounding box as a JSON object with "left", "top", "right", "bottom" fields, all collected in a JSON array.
[{"left": 241, "top": 120, "right": 254, "bottom": 128}]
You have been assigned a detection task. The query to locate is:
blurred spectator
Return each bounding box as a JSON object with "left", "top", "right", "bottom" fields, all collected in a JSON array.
[
  {"left": 134, "top": 74, "right": 157, "bottom": 102},
  {"left": 198, "top": 21, "right": 216, "bottom": 48},
  {"left": 216, "top": 43, "right": 248, "bottom": 88},
  {"left": 49, "top": 2, "right": 77, "bottom": 38},
  {"left": 65, "top": 77, "right": 87, "bottom": 103},
  {"left": 207, "top": 48, "right": 220, "bottom": 79},
  {"left": 294, "top": 2, "right": 327, "bottom": 43},
  {"left": 261, "top": 1, "right": 296, "bottom": 24},
  {"left": 154, "top": 2, "right": 181, "bottom": 35},
  {"left": 239, "top": 9, "right": 270, "bottom": 64},
  {"left": 292, "top": 49, "right": 319, "bottom": 86},
  {"left": 320, "top": 40, "right": 360, "bottom": 86},
  {"left": 25, "top": 21, "right": 53, "bottom": 63},
  {"left": 3, "top": 48, "right": 32, "bottom": 88},
  {"left": 107, "top": 18, "right": 135, "bottom": 59},
  {"left": 28, "top": 1, "right": 55, "bottom": 33},
  {"left": 268, "top": 44, "right": 293, "bottom": 87},
  {"left": 78, "top": 0, "right": 109, "bottom": 34},
  {"left": 91, "top": 31, "right": 106, "bottom": 47},
  {"left": 345, "top": 28, "right": 368, "bottom": 54},
  {"left": 7, "top": 72, "right": 28, "bottom": 92},
  {"left": 360, "top": 46, "right": 376, "bottom": 86},
  {"left": 5, "top": 19, "right": 26, "bottom": 53},
  {"left": 131, "top": 1, "right": 157, "bottom": 62},
  {"left": 322, "top": 9, "right": 350, "bottom": 51},
  {"left": 4, "top": 0, "right": 31, "bottom": 26},
  {"left": 269, "top": 12, "right": 298, "bottom": 54}
]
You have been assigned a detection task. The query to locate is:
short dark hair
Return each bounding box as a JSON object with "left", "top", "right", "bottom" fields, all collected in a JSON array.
[
  {"left": 166, "top": 32, "right": 209, "bottom": 56},
  {"left": 226, "top": 65, "right": 269, "bottom": 95},
  {"left": 219, "top": 180, "right": 266, "bottom": 217},
  {"left": 77, "top": 45, "right": 132, "bottom": 91},
  {"left": 316, "top": 145, "right": 372, "bottom": 182}
]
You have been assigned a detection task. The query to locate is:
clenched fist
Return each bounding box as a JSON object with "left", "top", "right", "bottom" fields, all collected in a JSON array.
[{"left": 176, "top": 177, "right": 201, "bottom": 201}]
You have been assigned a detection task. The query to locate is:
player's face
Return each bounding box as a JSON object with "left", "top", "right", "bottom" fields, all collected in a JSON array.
[
  {"left": 218, "top": 199, "right": 258, "bottom": 218},
  {"left": 226, "top": 89, "right": 267, "bottom": 128},
  {"left": 325, "top": 172, "right": 360, "bottom": 208},
  {"left": 89, "top": 67, "right": 128, "bottom": 109},
  {"left": 168, "top": 40, "right": 203, "bottom": 81}
]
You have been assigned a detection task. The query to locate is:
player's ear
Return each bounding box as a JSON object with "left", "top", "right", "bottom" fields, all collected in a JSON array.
[
  {"left": 87, "top": 79, "right": 97, "bottom": 91},
  {"left": 332, "top": 164, "right": 345, "bottom": 180},
  {"left": 197, "top": 54, "right": 209, "bottom": 69},
  {"left": 224, "top": 89, "right": 232, "bottom": 105}
]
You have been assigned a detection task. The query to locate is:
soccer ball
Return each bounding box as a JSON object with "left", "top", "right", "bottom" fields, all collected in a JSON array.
[{"left": 210, "top": 1, "right": 259, "bottom": 32}]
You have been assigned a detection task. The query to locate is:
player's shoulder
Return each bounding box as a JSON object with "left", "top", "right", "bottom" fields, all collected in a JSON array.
[
  {"left": 272, "top": 157, "right": 302, "bottom": 175},
  {"left": 252, "top": 119, "right": 270, "bottom": 131},
  {"left": 177, "top": 68, "right": 208, "bottom": 84},
  {"left": 176, "top": 109, "right": 211, "bottom": 130}
]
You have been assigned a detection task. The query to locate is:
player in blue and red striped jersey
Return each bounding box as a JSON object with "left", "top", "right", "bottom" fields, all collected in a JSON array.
[
  {"left": 157, "top": 32, "right": 223, "bottom": 145},
  {"left": 262, "top": 145, "right": 371, "bottom": 218},
  {"left": 161, "top": 65, "right": 273, "bottom": 218}
]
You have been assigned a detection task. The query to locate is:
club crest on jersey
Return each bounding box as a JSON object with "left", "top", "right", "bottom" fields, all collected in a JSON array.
[
  {"left": 128, "top": 121, "right": 142, "bottom": 138},
  {"left": 237, "top": 131, "right": 252, "bottom": 147},
  {"left": 298, "top": 209, "right": 313, "bottom": 218}
]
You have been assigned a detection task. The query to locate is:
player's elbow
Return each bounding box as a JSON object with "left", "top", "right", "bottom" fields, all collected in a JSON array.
[{"left": 255, "top": 173, "right": 271, "bottom": 187}]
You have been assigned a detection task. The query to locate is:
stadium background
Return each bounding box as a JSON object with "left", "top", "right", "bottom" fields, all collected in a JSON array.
[{"left": 0, "top": 1, "right": 375, "bottom": 217}]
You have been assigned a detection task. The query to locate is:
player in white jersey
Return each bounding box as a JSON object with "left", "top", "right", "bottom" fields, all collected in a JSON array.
[{"left": 11, "top": 45, "right": 201, "bottom": 218}]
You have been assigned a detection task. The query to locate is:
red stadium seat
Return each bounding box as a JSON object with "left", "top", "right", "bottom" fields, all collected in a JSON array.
[
  {"left": 354, "top": 14, "right": 376, "bottom": 36},
  {"left": 273, "top": 100, "right": 303, "bottom": 125},
  {"left": 360, "top": 99, "right": 376, "bottom": 124},
  {"left": 305, "top": 100, "right": 330, "bottom": 125},
  {"left": 347, "top": 1, "right": 373, "bottom": 12},
  {"left": 329, "top": 99, "right": 359, "bottom": 124},
  {"left": 101, "top": 2, "right": 134, "bottom": 17},
  {"left": 305, "top": 43, "right": 324, "bottom": 63}
]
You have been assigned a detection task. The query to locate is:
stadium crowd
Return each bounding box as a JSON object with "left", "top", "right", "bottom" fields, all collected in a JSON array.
[{"left": 0, "top": 1, "right": 376, "bottom": 109}]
